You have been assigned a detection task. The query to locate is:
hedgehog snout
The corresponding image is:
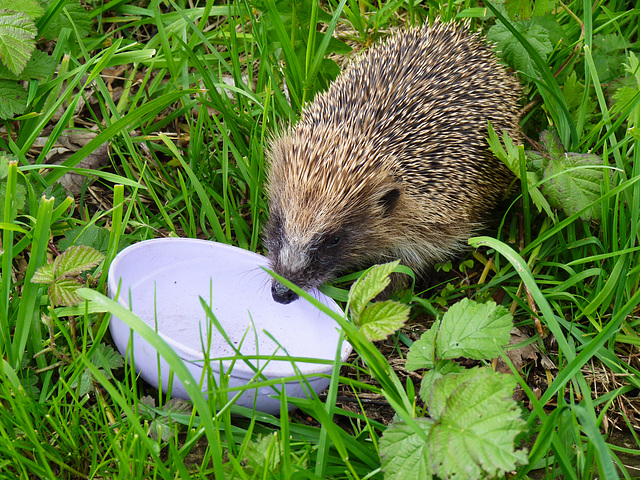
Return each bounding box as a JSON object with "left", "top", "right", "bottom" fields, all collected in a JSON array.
[
  {"left": 271, "top": 281, "right": 299, "bottom": 304},
  {"left": 267, "top": 240, "right": 310, "bottom": 304}
]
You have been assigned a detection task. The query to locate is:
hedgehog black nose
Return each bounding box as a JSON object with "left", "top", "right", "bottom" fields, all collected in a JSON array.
[{"left": 271, "top": 281, "right": 299, "bottom": 304}]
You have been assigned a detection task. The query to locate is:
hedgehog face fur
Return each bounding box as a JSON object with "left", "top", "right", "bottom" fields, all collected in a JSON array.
[{"left": 264, "top": 21, "right": 521, "bottom": 304}]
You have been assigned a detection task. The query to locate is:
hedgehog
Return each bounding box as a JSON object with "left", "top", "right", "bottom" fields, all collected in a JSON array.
[{"left": 263, "top": 21, "right": 521, "bottom": 304}]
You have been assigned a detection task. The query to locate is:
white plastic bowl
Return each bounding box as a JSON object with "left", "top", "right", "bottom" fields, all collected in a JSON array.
[{"left": 107, "top": 238, "right": 351, "bottom": 415}]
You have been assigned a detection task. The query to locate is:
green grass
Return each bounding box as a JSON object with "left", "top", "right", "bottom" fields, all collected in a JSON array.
[{"left": 1, "top": 0, "right": 640, "bottom": 478}]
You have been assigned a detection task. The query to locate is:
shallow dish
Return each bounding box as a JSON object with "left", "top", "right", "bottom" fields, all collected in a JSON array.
[{"left": 107, "top": 238, "right": 351, "bottom": 414}]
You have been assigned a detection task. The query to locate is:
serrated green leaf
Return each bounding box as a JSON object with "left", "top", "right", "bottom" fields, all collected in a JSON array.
[
  {"left": 531, "top": 0, "right": 555, "bottom": 16},
  {"left": 0, "top": 179, "right": 27, "bottom": 221},
  {"left": 358, "top": 300, "right": 409, "bottom": 341},
  {"left": 624, "top": 51, "right": 640, "bottom": 86},
  {"left": 527, "top": 14, "right": 565, "bottom": 44},
  {"left": 0, "top": 152, "right": 7, "bottom": 178},
  {"left": 593, "top": 32, "right": 629, "bottom": 53},
  {"left": 428, "top": 368, "right": 527, "bottom": 479},
  {"left": 539, "top": 129, "right": 565, "bottom": 161},
  {"left": 31, "top": 263, "right": 56, "bottom": 284},
  {"left": 562, "top": 72, "right": 598, "bottom": 131},
  {"left": 487, "top": 122, "right": 512, "bottom": 170},
  {"left": 437, "top": 298, "right": 513, "bottom": 360},
  {"left": 525, "top": 145, "right": 544, "bottom": 169},
  {"left": 53, "top": 245, "right": 105, "bottom": 277},
  {"left": 543, "top": 154, "right": 603, "bottom": 221},
  {"left": 505, "top": 0, "right": 531, "bottom": 20},
  {"left": 613, "top": 84, "right": 640, "bottom": 118},
  {"left": 0, "top": 0, "right": 44, "bottom": 19},
  {"left": 349, "top": 260, "right": 399, "bottom": 319},
  {"left": 527, "top": 179, "right": 554, "bottom": 217},
  {"left": 591, "top": 33, "right": 628, "bottom": 83},
  {"left": 487, "top": 122, "right": 521, "bottom": 175},
  {"left": 245, "top": 433, "right": 282, "bottom": 474},
  {"left": 0, "top": 10, "right": 37, "bottom": 76},
  {"left": 405, "top": 325, "right": 438, "bottom": 371},
  {"left": 49, "top": 277, "right": 84, "bottom": 306},
  {"left": 92, "top": 343, "right": 124, "bottom": 375},
  {"left": 427, "top": 370, "right": 466, "bottom": 419},
  {"left": 20, "top": 369, "right": 40, "bottom": 399},
  {"left": 487, "top": 19, "right": 553, "bottom": 77},
  {"left": 140, "top": 395, "right": 155, "bottom": 409},
  {"left": 162, "top": 398, "right": 191, "bottom": 415},
  {"left": 149, "top": 416, "right": 174, "bottom": 442},
  {"left": 70, "top": 368, "right": 93, "bottom": 397},
  {"left": 418, "top": 361, "right": 463, "bottom": 402},
  {"left": 40, "top": 0, "right": 91, "bottom": 41},
  {"left": 0, "top": 79, "right": 27, "bottom": 118},
  {"left": 148, "top": 398, "right": 191, "bottom": 442},
  {"left": 0, "top": 50, "right": 56, "bottom": 80},
  {"left": 57, "top": 224, "right": 112, "bottom": 253},
  {"left": 380, "top": 418, "right": 436, "bottom": 480},
  {"left": 487, "top": 123, "right": 553, "bottom": 217},
  {"left": 537, "top": 130, "right": 604, "bottom": 221},
  {"left": 141, "top": 396, "right": 191, "bottom": 442}
]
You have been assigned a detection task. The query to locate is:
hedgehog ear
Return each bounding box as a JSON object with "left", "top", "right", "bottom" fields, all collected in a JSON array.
[{"left": 378, "top": 188, "right": 400, "bottom": 216}]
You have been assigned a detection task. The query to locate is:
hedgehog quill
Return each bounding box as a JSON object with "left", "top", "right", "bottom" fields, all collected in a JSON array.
[{"left": 264, "top": 21, "right": 521, "bottom": 304}]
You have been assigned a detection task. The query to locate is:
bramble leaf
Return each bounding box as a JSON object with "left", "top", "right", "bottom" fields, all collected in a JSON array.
[
  {"left": 562, "top": 72, "right": 598, "bottom": 132},
  {"left": 405, "top": 324, "right": 437, "bottom": 371},
  {"left": 40, "top": 0, "right": 91, "bottom": 41},
  {"left": 487, "top": 122, "right": 553, "bottom": 218},
  {"left": 0, "top": 50, "right": 56, "bottom": 81},
  {"left": 53, "top": 245, "right": 105, "bottom": 277},
  {"left": 428, "top": 368, "right": 527, "bottom": 479},
  {"left": 33, "top": 245, "right": 104, "bottom": 306},
  {"left": 0, "top": 0, "right": 44, "bottom": 19},
  {"left": 437, "top": 298, "right": 513, "bottom": 360},
  {"left": 358, "top": 300, "right": 410, "bottom": 341},
  {"left": 382, "top": 368, "right": 526, "bottom": 480},
  {"left": 539, "top": 128, "right": 565, "bottom": 163},
  {"left": 380, "top": 418, "right": 435, "bottom": 480},
  {"left": 148, "top": 398, "right": 191, "bottom": 442},
  {"left": 536, "top": 130, "right": 604, "bottom": 221},
  {"left": 0, "top": 79, "right": 27, "bottom": 118},
  {"left": 49, "top": 277, "right": 84, "bottom": 306},
  {"left": 349, "top": 260, "right": 399, "bottom": 319},
  {"left": 591, "top": 33, "right": 628, "bottom": 83},
  {"left": 505, "top": 0, "right": 531, "bottom": 20},
  {"left": 0, "top": 10, "right": 37, "bottom": 76},
  {"left": 487, "top": 19, "right": 553, "bottom": 77},
  {"left": 418, "top": 360, "right": 463, "bottom": 401},
  {"left": 31, "top": 263, "right": 56, "bottom": 284},
  {"left": 92, "top": 343, "right": 124, "bottom": 376},
  {"left": 71, "top": 369, "right": 93, "bottom": 396},
  {"left": 245, "top": 433, "right": 283, "bottom": 474},
  {"left": 57, "top": 224, "right": 112, "bottom": 253},
  {"left": 543, "top": 154, "right": 603, "bottom": 221}
]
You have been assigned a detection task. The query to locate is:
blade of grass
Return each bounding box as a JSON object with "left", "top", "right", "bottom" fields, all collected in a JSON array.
[
  {"left": 43, "top": 88, "right": 200, "bottom": 184},
  {"left": 13, "top": 196, "right": 55, "bottom": 369},
  {"left": 77, "top": 288, "right": 227, "bottom": 478},
  {"left": 159, "top": 133, "right": 225, "bottom": 241},
  {"left": 0, "top": 161, "right": 19, "bottom": 362},
  {"left": 485, "top": 1, "right": 578, "bottom": 149}
]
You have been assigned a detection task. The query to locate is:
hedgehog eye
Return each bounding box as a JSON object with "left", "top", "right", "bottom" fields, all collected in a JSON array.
[
  {"left": 327, "top": 235, "right": 341, "bottom": 248},
  {"left": 379, "top": 188, "right": 400, "bottom": 216}
]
